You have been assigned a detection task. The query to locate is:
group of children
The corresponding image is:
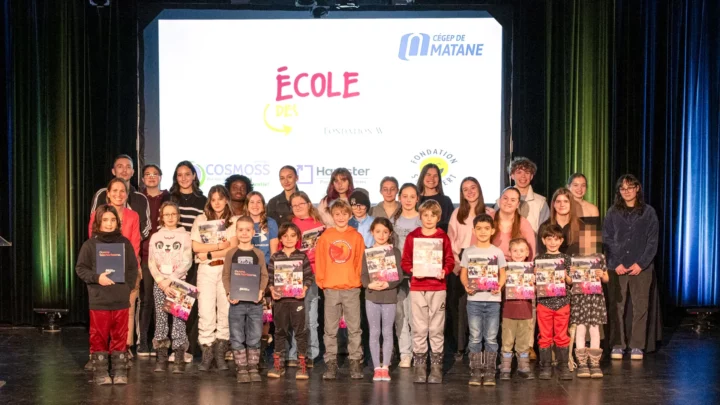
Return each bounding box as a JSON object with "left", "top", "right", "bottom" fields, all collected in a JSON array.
[{"left": 77, "top": 172, "right": 610, "bottom": 387}]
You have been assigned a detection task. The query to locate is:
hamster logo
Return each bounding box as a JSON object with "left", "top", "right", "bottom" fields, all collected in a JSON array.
[{"left": 329, "top": 240, "right": 352, "bottom": 264}]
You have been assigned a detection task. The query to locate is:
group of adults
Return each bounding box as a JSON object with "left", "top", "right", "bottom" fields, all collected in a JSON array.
[{"left": 85, "top": 154, "right": 659, "bottom": 366}]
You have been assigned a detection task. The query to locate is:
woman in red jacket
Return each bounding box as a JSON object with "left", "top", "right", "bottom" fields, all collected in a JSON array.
[{"left": 88, "top": 177, "right": 141, "bottom": 362}]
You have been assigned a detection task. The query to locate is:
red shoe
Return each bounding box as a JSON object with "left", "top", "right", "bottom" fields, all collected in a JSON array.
[
  {"left": 381, "top": 367, "right": 391, "bottom": 381},
  {"left": 373, "top": 367, "right": 384, "bottom": 381}
]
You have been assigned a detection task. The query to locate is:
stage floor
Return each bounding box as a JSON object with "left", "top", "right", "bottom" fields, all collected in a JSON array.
[{"left": 0, "top": 322, "right": 718, "bottom": 405}]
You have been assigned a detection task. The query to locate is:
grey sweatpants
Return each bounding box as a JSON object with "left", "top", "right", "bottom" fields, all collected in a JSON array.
[{"left": 410, "top": 290, "right": 446, "bottom": 354}]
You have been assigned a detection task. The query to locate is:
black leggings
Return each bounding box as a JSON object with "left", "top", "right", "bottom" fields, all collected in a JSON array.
[{"left": 139, "top": 260, "right": 155, "bottom": 344}]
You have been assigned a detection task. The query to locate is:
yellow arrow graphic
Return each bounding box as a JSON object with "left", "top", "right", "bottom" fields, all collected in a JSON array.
[{"left": 263, "top": 104, "right": 292, "bottom": 135}]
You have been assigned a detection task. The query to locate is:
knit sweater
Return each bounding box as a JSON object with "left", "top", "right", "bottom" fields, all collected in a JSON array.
[
  {"left": 148, "top": 227, "right": 193, "bottom": 283},
  {"left": 75, "top": 230, "right": 139, "bottom": 310}
]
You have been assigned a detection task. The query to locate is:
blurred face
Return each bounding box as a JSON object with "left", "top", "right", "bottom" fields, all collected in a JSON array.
[
  {"left": 291, "top": 196, "right": 310, "bottom": 219},
  {"left": 542, "top": 235, "right": 563, "bottom": 252},
  {"left": 372, "top": 224, "right": 391, "bottom": 245},
  {"left": 281, "top": 228, "right": 298, "bottom": 249},
  {"left": 332, "top": 208, "right": 351, "bottom": 227},
  {"left": 143, "top": 167, "right": 161, "bottom": 188},
  {"left": 352, "top": 203, "right": 367, "bottom": 219},
  {"left": 499, "top": 189, "right": 521, "bottom": 214},
  {"left": 210, "top": 192, "right": 227, "bottom": 215},
  {"left": 333, "top": 175, "right": 350, "bottom": 195},
  {"left": 462, "top": 180, "right": 480, "bottom": 204},
  {"left": 161, "top": 206, "right": 179, "bottom": 228},
  {"left": 568, "top": 177, "right": 587, "bottom": 199},
  {"left": 509, "top": 243, "right": 529, "bottom": 262},
  {"left": 553, "top": 194, "right": 571, "bottom": 216},
  {"left": 236, "top": 221, "right": 254, "bottom": 244},
  {"left": 176, "top": 165, "right": 195, "bottom": 191},
  {"left": 420, "top": 210, "right": 439, "bottom": 230},
  {"left": 473, "top": 221, "right": 495, "bottom": 243},
  {"left": 100, "top": 212, "right": 118, "bottom": 232},
  {"left": 230, "top": 181, "right": 248, "bottom": 202},
  {"left": 112, "top": 158, "right": 134, "bottom": 181},
  {"left": 619, "top": 181, "right": 639, "bottom": 204},
  {"left": 511, "top": 168, "right": 533, "bottom": 189},
  {"left": 108, "top": 181, "right": 128, "bottom": 207},
  {"left": 400, "top": 187, "right": 418, "bottom": 211},
  {"left": 279, "top": 169, "right": 297, "bottom": 192},
  {"left": 247, "top": 195, "right": 264, "bottom": 216},
  {"left": 380, "top": 181, "right": 398, "bottom": 203},
  {"left": 423, "top": 168, "right": 440, "bottom": 191}
]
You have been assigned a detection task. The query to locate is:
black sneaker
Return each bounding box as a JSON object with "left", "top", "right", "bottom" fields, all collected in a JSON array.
[{"left": 137, "top": 341, "right": 151, "bottom": 357}]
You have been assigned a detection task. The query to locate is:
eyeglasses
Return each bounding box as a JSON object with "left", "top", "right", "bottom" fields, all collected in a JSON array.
[
  {"left": 381, "top": 188, "right": 397, "bottom": 193},
  {"left": 291, "top": 202, "right": 307, "bottom": 209},
  {"left": 144, "top": 173, "right": 159, "bottom": 178},
  {"left": 351, "top": 204, "right": 366, "bottom": 209},
  {"left": 619, "top": 186, "right": 637, "bottom": 193},
  {"left": 163, "top": 213, "right": 178, "bottom": 217}
]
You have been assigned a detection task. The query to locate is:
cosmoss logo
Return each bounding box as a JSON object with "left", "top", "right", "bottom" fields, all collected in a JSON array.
[
  {"left": 191, "top": 161, "right": 207, "bottom": 187},
  {"left": 409, "top": 148, "right": 459, "bottom": 186},
  {"left": 191, "top": 162, "right": 271, "bottom": 187}
]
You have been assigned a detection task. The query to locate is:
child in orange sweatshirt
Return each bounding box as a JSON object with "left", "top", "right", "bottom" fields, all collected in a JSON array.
[{"left": 315, "top": 199, "right": 366, "bottom": 380}]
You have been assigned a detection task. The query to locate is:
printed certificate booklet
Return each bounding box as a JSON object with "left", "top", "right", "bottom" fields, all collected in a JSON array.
[
  {"left": 570, "top": 255, "right": 604, "bottom": 295},
  {"left": 466, "top": 255, "right": 499, "bottom": 292},
  {"left": 273, "top": 260, "right": 304, "bottom": 298},
  {"left": 96, "top": 243, "right": 125, "bottom": 283},
  {"left": 162, "top": 278, "right": 198, "bottom": 322},
  {"left": 412, "top": 238, "right": 443, "bottom": 278},
  {"left": 535, "top": 258, "right": 566, "bottom": 298},
  {"left": 301, "top": 226, "right": 324, "bottom": 251},
  {"left": 506, "top": 262, "right": 535, "bottom": 300},
  {"left": 198, "top": 219, "right": 227, "bottom": 244},
  {"left": 365, "top": 245, "right": 400, "bottom": 283}
]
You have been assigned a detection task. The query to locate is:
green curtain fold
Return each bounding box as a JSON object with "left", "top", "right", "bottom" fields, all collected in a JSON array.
[
  {"left": 3, "top": 0, "right": 137, "bottom": 324},
  {"left": 545, "top": 0, "right": 614, "bottom": 213}
]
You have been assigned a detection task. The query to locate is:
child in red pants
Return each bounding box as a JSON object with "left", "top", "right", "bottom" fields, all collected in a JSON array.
[
  {"left": 534, "top": 224, "right": 573, "bottom": 380},
  {"left": 76, "top": 205, "right": 138, "bottom": 385}
]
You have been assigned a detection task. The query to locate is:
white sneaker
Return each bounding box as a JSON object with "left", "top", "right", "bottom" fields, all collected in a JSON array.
[{"left": 399, "top": 354, "right": 412, "bottom": 368}]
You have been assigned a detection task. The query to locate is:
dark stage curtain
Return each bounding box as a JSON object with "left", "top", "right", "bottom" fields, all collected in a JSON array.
[
  {"left": 1, "top": 0, "right": 138, "bottom": 324},
  {"left": 613, "top": 0, "right": 720, "bottom": 308}
]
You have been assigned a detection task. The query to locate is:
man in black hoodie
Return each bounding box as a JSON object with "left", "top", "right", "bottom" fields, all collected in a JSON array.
[{"left": 76, "top": 205, "right": 139, "bottom": 385}]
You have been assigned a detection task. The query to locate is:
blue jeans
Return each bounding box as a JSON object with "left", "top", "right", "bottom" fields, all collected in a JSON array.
[
  {"left": 288, "top": 283, "right": 320, "bottom": 360},
  {"left": 467, "top": 301, "right": 501, "bottom": 353},
  {"left": 229, "top": 301, "right": 263, "bottom": 350}
]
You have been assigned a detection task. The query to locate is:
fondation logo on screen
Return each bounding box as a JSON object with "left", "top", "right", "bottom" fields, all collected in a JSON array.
[{"left": 398, "top": 33, "right": 484, "bottom": 61}]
